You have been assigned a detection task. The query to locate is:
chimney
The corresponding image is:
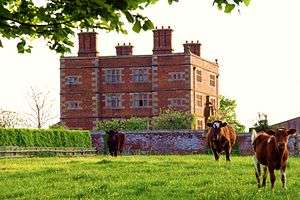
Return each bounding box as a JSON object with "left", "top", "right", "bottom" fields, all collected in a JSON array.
[
  {"left": 78, "top": 31, "right": 99, "bottom": 57},
  {"left": 183, "top": 40, "right": 201, "bottom": 57},
  {"left": 115, "top": 43, "right": 133, "bottom": 56},
  {"left": 152, "top": 26, "right": 173, "bottom": 54}
]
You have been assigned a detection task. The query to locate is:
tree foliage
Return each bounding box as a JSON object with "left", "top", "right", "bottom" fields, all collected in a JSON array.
[
  {"left": 152, "top": 109, "right": 196, "bottom": 130},
  {"left": 209, "top": 96, "right": 245, "bottom": 133},
  {"left": 0, "top": 109, "right": 25, "bottom": 128},
  {"left": 0, "top": 0, "right": 250, "bottom": 54},
  {"left": 97, "top": 117, "right": 149, "bottom": 132},
  {"left": 252, "top": 112, "right": 270, "bottom": 132}
]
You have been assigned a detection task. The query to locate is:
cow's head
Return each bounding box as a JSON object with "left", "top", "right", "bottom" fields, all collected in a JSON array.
[
  {"left": 207, "top": 120, "right": 227, "bottom": 140},
  {"left": 267, "top": 128, "right": 296, "bottom": 150}
]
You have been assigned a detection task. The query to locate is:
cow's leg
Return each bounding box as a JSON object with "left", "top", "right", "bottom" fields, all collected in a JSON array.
[
  {"left": 268, "top": 167, "right": 276, "bottom": 191},
  {"left": 262, "top": 166, "right": 268, "bottom": 187},
  {"left": 253, "top": 156, "right": 261, "bottom": 188},
  {"left": 213, "top": 150, "right": 220, "bottom": 161},
  {"left": 113, "top": 148, "right": 118, "bottom": 157},
  {"left": 108, "top": 144, "right": 114, "bottom": 156},
  {"left": 225, "top": 145, "right": 232, "bottom": 161},
  {"left": 212, "top": 149, "right": 219, "bottom": 161},
  {"left": 280, "top": 166, "right": 287, "bottom": 189}
]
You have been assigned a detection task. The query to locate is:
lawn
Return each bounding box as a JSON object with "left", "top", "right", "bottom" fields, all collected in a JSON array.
[{"left": 0, "top": 155, "right": 299, "bottom": 200}]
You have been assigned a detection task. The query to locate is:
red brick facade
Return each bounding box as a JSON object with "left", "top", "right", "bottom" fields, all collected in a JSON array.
[{"left": 60, "top": 27, "right": 219, "bottom": 130}]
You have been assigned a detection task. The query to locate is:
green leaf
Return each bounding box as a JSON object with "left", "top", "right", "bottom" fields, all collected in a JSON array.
[
  {"left": 124, "top": 11, "right": 134, "bottom": 23},
  {"left": 142, "top": 20, "right": 154, "bottom": 31},
  {"left": 224, "top": 4, "right": 235, "bottom": 13},
  {"left": 17, "top": 39, "right": 26, "bottom": 53},
  {"left": 132, "top": 20, "right": 141, "bottom": 33},
  {"left": 0, "top": 39, "right": 2, "bottom": 48},
  {"left": 243, "top": 0, "right": 251, "bottom": 6}
]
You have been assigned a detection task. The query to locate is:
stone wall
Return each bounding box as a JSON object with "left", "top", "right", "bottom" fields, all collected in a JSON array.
[{"left": 91, "top": 131, "right": 300, "bottom": 155}]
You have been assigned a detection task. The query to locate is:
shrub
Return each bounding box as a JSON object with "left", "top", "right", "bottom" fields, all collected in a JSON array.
[
  {"left": 49, "top": 122, "right": 68, "bottom": 130},
  {"left": 97, "top": 117, "right": 149, "bottom": 132},
  {"left": 152, "top": 109, "right": 196, "bottom": 130},
  {"left": 0, "top": 128, "right": 91, "bottom": 148},
  {"left": 123, "top": 117, "right": 149, "bottom": 131}
]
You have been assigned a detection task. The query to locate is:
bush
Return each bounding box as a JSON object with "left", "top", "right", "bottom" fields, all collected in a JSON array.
[
  {"left": 49, "top": 122, "right": 68, "bottom": 130},
  {"left": 0, "top": 128, "right": 91, "bottom": 148},
  {"left": 152, "top": 109, "right": 196, "bottom": 130},
  {"left": 97, "top": 117, "right": 149, "bottom": 132}
]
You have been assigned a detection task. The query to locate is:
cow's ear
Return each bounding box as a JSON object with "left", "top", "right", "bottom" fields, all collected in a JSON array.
[
  {"left": 207, "top": 122, "right": 213, "bottom": 127},
  {"left": 266, "top": 130, "right": 275, "bottom": 135},
  {"left": 287, "top": 129, "right": 297, "bottom": 135},
  {"left": 221, "top": 122, "right": 227, "bottom": 127}
]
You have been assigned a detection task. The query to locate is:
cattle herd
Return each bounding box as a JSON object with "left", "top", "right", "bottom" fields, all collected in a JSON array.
[{"left": 106, "top": 120, "right": 297, "bottom": 190}]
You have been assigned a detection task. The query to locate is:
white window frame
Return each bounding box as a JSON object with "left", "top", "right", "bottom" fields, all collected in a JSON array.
[
  {"left": 132, "top": 68, "right": 148, "bottom": 83},
  {"left": 169, "top": 72, "right": 185, "bottom": 81},
  {"left": 66, "top": 76, "right": 79, "bottom": 85},
  {"left": 66, "top": 101, "right": 81, "bottom": 110},
  {"left": 132, "top": 93, "right": 151, "bottom": 108},
  {"left": 196, "top": 70, "right": 202, "bottom": 82},
  {"left": 209, "top": 74, "right": 216, "bottom": 87},
  {"left": 105, "top": 69, "right": 121, "bottom": 84},
  {"left": 106, "top": 94, "right": 122, "bottom": 108},
  {"left": 169, "top": 98, "right": 186, "bottom": 107}
]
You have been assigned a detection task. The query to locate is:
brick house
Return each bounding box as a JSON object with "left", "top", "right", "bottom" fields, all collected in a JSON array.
[
  {"left": 60, "top": 26, "right": 219, "bottom": 130},
  {"left": 271, "top": 116, "right": 300, "bottom": 134}
]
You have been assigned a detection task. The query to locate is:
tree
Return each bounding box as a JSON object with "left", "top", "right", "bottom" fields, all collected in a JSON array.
[
  {"left": 0, "top": 0, "right": 251, "bottom": 54},
  {"left": 209, "top": 96, "right": 245, "bottom": 133},
  {"left": 0, "top": 109, "right": 25, "bottom": 128},
  {"left": 152, "top": 109, "right": 196, "bottom": 130},
  {"left": 253, "top": 112, "right": 270, "bottom": 132},
  {"left": 26, "top": 87, "right": 56, "bottom": 128}
]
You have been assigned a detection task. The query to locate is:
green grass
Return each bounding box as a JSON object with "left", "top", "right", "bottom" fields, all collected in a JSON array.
[{"left": 0, "top": 155, "right": 300, "bottom": 199}]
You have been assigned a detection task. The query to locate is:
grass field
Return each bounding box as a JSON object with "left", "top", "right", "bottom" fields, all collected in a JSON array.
[{"left": 0, "top": 155, "right": 300, "bottom": 200}]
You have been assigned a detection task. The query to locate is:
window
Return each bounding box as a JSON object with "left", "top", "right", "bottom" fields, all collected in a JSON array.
[
  {"left": 133, "top": 68, "right": 148, "bottom": 82},
  {"left": 170, "top": 72, "right": 185, "bottom": 81},
  {"left": 211, "top": 98, "right": 216, "bottom": 108},
  {"left": 196, "top": 70, "right": 202, "bottom": 82},
  {"left": 66, "top": 101, "right": 80, "bottom": 110},
  {"left": 170, "top": 98, "right": 186, "bottom": 107},
  {"left": 196, "top": 95, "right": 202, "bottom": 107},
  {"left": 106, "top": 94, "right": 121, "bottom": 108},
  {"left": 197, "top": 120, "right": 203, "bottom": 130},
  {"left": 133, "top": 93, "right": 151, "bottom": 108},
  {"left": 210, "top": 75, "right": 216, "bottom": 87},
  {"left": 105, "top": 69, "right": 121, "bottom": 83},
  {"left": 66, "top": 76, "right": 79, "bottom": 85}
]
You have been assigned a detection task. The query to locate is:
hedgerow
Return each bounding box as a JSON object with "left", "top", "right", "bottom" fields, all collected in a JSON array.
[{"left": 0, "top": 128, "right": 91, "bottom": 148}]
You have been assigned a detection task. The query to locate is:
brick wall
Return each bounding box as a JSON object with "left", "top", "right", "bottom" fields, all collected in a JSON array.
[{"left": 91, "top": 131, "right": 300, "bottom": 155}]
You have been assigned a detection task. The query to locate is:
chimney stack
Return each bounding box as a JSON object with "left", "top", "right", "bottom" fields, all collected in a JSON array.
[
  {"left": 152, "top": 26, "right": 173, "bottom": 54},
  {"left": 115, "top": 43, "right": 133, "bottom": 56},
  {"left": 78, "top": 31, "right": 99, "bottom": 57},
  {"left": 183, "top": 41, "right": 201, "bottom": 57}
]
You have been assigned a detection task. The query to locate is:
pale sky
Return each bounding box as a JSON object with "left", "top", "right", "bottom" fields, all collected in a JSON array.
[{"left": 0, "top": 0, "right": 299, "bottom": 129}]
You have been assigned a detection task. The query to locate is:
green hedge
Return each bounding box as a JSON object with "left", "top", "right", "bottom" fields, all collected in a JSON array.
[
  {"left": 0, "top": 128, "right": 91, "bottom": 148},
  {"left": 97, "top": 117, "right": 149, "bottom": 132}
]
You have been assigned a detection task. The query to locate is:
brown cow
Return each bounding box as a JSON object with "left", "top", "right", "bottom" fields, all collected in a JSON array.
[
  {"left": 207, "top": 120, "right": 236, "bottom": 161},
  {"left": 251, "top": 128, "right": 296, "bottom": 190},
  {"left": 107, "top": 130, "right": 125, "bottom": 157}
]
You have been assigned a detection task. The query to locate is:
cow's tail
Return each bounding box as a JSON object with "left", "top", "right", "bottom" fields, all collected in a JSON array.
[{"left": 251, "top": 129, "right": 257, "bottom": 145}]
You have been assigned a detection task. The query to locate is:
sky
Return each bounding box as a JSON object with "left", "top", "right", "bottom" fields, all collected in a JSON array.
[{"left": 0, "top": 0, "right": 300, "bottom": 129}]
